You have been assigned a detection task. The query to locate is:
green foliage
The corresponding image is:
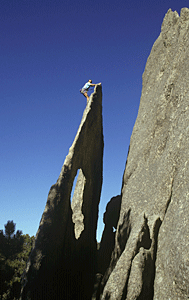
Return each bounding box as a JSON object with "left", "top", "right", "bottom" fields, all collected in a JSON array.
[
  {"left": 4, "top": 221, "right": 16, "bottom": 240},
  {"left": 0, "top": 221, "right": 35, "bottom": 300}
]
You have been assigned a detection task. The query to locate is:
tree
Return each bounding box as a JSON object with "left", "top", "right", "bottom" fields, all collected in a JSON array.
[
  {"left": 0, "top": 221, "right": 35, "bottom": 300},
  {"left": 0, "top": 222, "right": 24, "bottom": 261},
  {"left": 4, "top": 221, "right": 16, "bottom": 240}
]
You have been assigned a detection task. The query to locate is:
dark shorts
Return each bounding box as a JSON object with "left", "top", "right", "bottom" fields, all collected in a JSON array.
[{"left": 80, "top": 88, "right": 87, "bottom": 94}]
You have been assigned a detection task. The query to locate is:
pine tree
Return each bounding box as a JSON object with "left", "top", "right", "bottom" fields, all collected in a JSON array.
[{"left": 0, "top": 221, "right": 35, "bottom": 300}]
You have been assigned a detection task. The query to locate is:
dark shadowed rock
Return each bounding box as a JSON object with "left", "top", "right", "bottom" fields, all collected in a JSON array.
[
  {"left": 100, "top": 8, "right": 189, "bottom": 300},
  {"left": 20, "top": 84, "right": 103, "bottom": 300},
  {"left": 97, "top": 195, "right": 121, "bottom": 275}
]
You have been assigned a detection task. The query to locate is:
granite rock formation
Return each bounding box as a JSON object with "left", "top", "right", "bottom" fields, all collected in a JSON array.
[
  {"left": 20, "top": 7, "right": 189, "bottom": 300},
  {"left": 97, "top": 195, "right": 121, "bottom": 275},
  {"left": 100, "top": 7, "right": 189, "bottom": 300},
  {"left": 20, "top": 84, "right": 103, "bottom": 300},
  {"left": 92, "top": 195, "right": 121, "bottom": 300}
]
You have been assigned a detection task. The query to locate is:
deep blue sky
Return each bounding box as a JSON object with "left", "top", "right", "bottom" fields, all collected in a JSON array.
[{"left": 1, "top": 0, "right": 188, "bottom": 241}]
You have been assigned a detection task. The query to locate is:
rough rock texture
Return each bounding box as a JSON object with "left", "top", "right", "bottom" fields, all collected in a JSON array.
[
  {"left": 20, "top": 84, "right": 103, "bottom": 300},
  {"left": 92, "top": 196, "right": 121, "bottom": 299},
  {"left": 97, "top": 195, "right": 121, "bottom": 275},
  {"left": 71, "top": 168, "right": 86, "bottom": 239},
  {"left": 100, "top": 8, "right": 189, "bottom": 300}
]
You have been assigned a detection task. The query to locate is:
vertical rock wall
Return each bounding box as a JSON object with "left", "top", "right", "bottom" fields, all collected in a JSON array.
[
  {"left": 20, "top": 84, "right": 103, "bottom": 300},
  {"left": 100, "top": 8, "right": 189, "bottom": 300},
  {"left": 97, "top": 195, "right": 121, "bottom": 275}
]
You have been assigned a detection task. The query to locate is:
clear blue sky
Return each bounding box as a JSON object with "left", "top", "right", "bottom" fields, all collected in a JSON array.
[{"left": 1, "top": 0, "right": 188, "bottom": 242}]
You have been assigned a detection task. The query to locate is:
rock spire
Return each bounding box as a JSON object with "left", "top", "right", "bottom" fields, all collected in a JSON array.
[
  {"left": 20, "top": 7, "right": 189, "bottom": 300},
  {"left": 20, "top": 84, "right": 103, "bottom": 300}
]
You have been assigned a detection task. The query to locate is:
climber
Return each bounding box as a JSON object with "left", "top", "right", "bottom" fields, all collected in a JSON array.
[{"left": 80, "top": 79, "right": 100, "bottom": 101}]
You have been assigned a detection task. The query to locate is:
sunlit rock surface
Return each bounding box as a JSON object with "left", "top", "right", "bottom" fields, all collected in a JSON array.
[
  {"left": 20, "top": 84, "right": 103, "bottom": 300},
  {"left": 100, "top": 8, "right": 189, "bottom": 300},
  {"left": 20, "top": 7, "right": 189, "bottom": 299}
]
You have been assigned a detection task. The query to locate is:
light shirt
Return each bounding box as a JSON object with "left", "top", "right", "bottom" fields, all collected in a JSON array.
[{"left": 82, "top": 82, "right": 91, "bottom": 91}]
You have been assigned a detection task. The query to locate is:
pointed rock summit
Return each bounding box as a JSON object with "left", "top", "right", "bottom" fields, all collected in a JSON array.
[
  {"left": 20, "top": 7, "right": 189, "bottom": 300},
  {"left": 20, "top": 84, "right": 103, "bottom": 300},
  {"left": 100, "top": 8, "right": 189, "bottom": 300}
]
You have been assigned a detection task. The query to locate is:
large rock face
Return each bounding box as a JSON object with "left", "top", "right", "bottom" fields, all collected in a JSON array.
[
  {"left": 100, "top": 8, "right": 189, "bottom": 300},
  {"left": 20, "top": 84, "right": 103, "bottom": 300},
  {"left": 20, "top": 7, "right": 189, "bottom": 300}
]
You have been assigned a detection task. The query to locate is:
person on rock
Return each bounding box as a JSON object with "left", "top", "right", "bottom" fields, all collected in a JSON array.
[{"left": 80, "top": 79, "right": 100, "bottom": 101}]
